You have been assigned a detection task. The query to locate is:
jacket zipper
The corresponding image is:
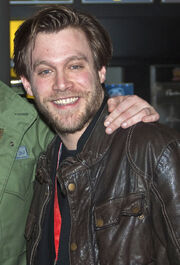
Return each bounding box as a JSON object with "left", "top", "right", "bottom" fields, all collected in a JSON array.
[{"left": 29, "top": 184, "right": 51, "bottom": 265}]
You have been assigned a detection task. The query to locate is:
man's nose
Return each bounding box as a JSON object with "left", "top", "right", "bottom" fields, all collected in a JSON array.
[{"left": 53, "top": 71, "right": 72, "bottom": 92}]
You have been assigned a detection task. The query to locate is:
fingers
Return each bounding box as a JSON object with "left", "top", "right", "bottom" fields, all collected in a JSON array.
[
  {"left": 105, "top": 95, "right": 159, "bottom": 134},
  {"left": 119, "top": 107, "right": 159, "bottom": 129},
  {"left": 105, "top": 96, "right": 131, "bottom": 126},
  {"left": 142, "top": 109, "right": 160, "bottom": 123},
  {"left": 107, "top": 96, "right": 124, "bottom": 113}
]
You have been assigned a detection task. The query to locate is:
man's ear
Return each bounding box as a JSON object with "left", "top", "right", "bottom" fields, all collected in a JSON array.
[
  {"left": 21, "top": 76, "right": 34, "bottom": 96},
  {"left": 98, "top": 66, "right": 106, "bottom": 84}
]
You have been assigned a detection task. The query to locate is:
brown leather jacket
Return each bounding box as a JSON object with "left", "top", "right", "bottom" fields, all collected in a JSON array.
[{"left": 25, "top": 104, "right": 180, "bottom": 265}]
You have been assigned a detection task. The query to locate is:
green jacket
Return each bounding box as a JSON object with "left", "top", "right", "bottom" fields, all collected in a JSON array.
[{"left": 0, "top": 81, "right": 54, "bottom": 265}]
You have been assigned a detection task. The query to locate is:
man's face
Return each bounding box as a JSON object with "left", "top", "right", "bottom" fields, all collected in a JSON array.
[{"left": 22, "top": 27, "right": 106, "bottom": 135}]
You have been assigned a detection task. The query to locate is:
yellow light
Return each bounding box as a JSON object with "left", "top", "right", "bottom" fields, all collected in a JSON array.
[
  {"left": 10, "top": 20, "right": 24, "bottom": 78},
  {"left": 10, "top": 20, "right": 24, "bottom": 59}
]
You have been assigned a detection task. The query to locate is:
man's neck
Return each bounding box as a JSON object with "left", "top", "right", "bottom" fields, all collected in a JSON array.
[{"left": 59, "top": 124, "right": 89, "bottom": 151}]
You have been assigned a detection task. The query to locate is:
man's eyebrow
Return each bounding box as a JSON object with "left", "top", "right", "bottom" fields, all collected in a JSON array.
[
  {"left": 33, "top": 61, "right": 52, "bottom": 71},
  {"left": 33, "top": 55, "right": 88, "bottom": 70},
  {"left": 66, "top": 55, "right": 88, "bottom": 63}
]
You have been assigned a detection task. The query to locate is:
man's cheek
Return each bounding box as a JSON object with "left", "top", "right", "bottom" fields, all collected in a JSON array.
[{"left": 76, "top": 71, "right": 92, "bottom": 83}]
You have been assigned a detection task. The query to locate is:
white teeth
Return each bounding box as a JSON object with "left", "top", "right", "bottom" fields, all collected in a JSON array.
[{"left": 54, "top": 97, "right": 78, "bottom": 105}]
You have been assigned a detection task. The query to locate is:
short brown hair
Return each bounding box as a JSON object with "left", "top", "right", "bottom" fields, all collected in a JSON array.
[{"left": 14, "top": 5, "right": 113, "bottom": 80}]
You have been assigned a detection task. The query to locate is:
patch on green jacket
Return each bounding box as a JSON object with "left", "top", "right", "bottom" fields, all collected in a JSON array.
[{"left": 16, "top": 145, "right": 29, "bottom": 159}]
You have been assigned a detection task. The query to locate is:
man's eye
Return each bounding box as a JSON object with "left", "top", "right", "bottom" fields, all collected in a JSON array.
[
  {"left": 38, "top": 69, "right": 52, "bottom": 76},
  {"left": 70, "top": 65, "right": 83, "bottom": 70}
]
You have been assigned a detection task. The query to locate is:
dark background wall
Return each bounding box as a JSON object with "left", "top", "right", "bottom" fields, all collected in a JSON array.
[
  {"left": 10, "top": 0, "right": 180, "bottom": 102},
  {"left": 0, "top": 0, "right": 10, "bottom": 85}
]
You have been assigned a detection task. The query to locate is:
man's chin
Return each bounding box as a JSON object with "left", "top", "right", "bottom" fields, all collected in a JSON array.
[{"left": 54, "top": 121, "right": 87, "bottom": 135}]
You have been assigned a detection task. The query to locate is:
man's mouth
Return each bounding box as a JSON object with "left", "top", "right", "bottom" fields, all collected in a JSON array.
[{"left": 53, "top": 97, "right": 79, "bottom": 106}]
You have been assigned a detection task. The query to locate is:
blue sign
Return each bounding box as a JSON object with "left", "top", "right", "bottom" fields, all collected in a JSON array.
[{"left": 106, "top": 83, "right": 134, "bottom": 97}]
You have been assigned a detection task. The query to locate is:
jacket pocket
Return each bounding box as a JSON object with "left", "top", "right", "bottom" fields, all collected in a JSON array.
[
  {"left": 94, "top": 192, "right": 144, "bottom": 230},
  {"left": 94, "top": 193, "right": 154, "bottom": 265},
  {"left": 5, "top": 158, "right": 36, "bottom": 200}
]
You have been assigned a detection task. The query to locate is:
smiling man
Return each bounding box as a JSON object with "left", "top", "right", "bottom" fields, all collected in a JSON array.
[
  {"left": 14, "top": 6, "right": 180, "bottom": 265},
  {"left": 22, "top": 27, "right": 107, "bottom": 149}
]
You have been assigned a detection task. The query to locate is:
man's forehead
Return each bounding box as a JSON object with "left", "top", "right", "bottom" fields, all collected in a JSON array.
[
  {"left": 33, "top": 29, "right": 90, "bottom": 51},
  {"left": 31, "top": 28, "right": 93, "bottom": 64},
  {"left": 34, "top": 27, "right": 87, "bottom": 44}
]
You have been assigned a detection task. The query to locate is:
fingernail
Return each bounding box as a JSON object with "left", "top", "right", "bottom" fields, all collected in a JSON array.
[
  {"left": 122, "top": 122, "right": 127, "bottom": 128},
  {"left": 104, "top": 121, "right": 110, "bottom": 127},
  {"left": 106, "top": 127, "right": 112, "bottom": 134}
]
